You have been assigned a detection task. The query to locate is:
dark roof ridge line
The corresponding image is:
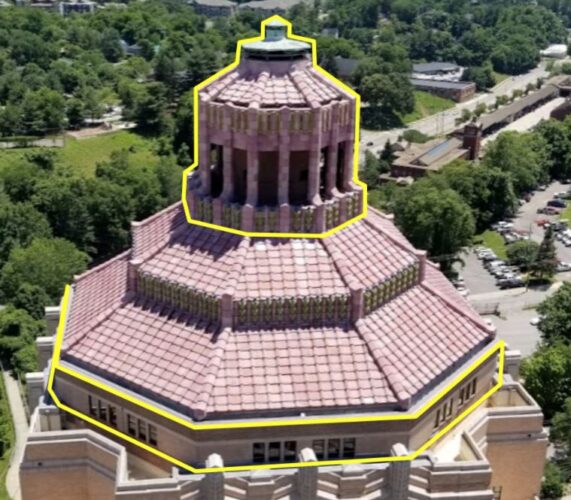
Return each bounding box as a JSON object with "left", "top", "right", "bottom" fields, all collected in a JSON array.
[
  {"left": 319, "top": 236, "right": 359, "bottom": 294},
  {"left": 73, "top": 249, "right": 131, "bottom": 284},
  {"left": 354, "top": 319, "right": 411, "bottom": 409},
  {"left": 222, "top": 236, "right": 251, "bottom": 297},
  {"left": 362, "top": 211, "right": 418, "bottom": 258},
  {"left": 419, "top": 280, "right": 494, "bottom": 336},
  {"left": 192, "top": 326, "right": 232, "bottom": 421}
]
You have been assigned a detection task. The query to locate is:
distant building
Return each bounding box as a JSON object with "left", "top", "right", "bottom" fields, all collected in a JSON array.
[
  {"left": 321, "top": 27, "right": 339, "bottom": 38},
  {"left": 58, "top": 0, "right": 96, "bottom": 15},
  {"left": 410, "top": 78, "right": 476, "bottom": 103},
  {"left": 191, "top": 0, "right": 236, "bottom": 17},
  {"left": 238, "top": 0, "right": 309, "bottom": 15},
  {"left": 387, "top": 137, "right": 470, "bottom": 180},
  {"left": 476, "top": 82, "right": 560, "bottom": 136},
  {"left": 332, "top": 56, "right": 359, "bottom": 79},
  {"left": 540, "top": 44, "right": 568, "bottom": 59},
  {"left": 412, "top": 62, "right": 464, "bottom": 81},
  {"left": 119, "top": 39, "right": 142, "bottom": 57}
]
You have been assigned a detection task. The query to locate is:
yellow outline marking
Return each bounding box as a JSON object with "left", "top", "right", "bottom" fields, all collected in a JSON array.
[
  {"left": 180, "top": 15, "right": 367, "bottom": 238},
  {"left": 49, "top": 286, "right": 505, "bottom": 473},
  {"left": 45, "top": 19, "right": 506, "bottom": 474}
]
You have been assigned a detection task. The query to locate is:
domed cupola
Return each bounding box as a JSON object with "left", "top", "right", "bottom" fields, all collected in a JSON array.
[{"left": 185, "top": 18, "right": 364, "bottom": 235}]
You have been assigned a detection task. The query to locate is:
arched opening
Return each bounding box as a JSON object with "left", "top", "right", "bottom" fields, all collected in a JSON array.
[
  {"left": 319, "top": 146, "right": 329, "bottom": 199},
  {"left": 232, "top": 148, "right": 247, "bottom": 204},
  {"left": 289, "top": 150, "right": 309, "bottom": 205},
  {"left": 258, "top": 151, "right": 279, "bottom": 206},
  {"left": 336, "top": 142, "right": 346, "bottom": 192},
  {"left": 210, "top": 144, "right": 224, "bottom": 198}
]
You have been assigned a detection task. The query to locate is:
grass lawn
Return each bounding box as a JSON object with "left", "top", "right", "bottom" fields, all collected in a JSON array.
[
  {"left": 474, "top": 230, "right": 507, "bottom": 260},
  {"left": 402, "top": 91, "right": 455, "bottom": 124},
  {"left": 0, "top": 130, "right": 160, "bottom": 177},
  {"left": 493, "top": 71, "right": 510, "bottom": 85},
  {"left": 560, "top": 205, "right": 571, "bottom": 221}
]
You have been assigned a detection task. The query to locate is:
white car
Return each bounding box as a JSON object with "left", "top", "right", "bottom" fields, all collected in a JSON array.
[{"left": 530, "top": 317, "right": 542, "bottom": 326}]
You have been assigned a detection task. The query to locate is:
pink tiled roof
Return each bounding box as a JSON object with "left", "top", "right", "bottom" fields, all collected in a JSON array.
[
  {"left": 206, "top": 66, "right": 342, "bottom": 108},
  {"left": 60, "top": 203, "right": 494, "bottom": 419}
]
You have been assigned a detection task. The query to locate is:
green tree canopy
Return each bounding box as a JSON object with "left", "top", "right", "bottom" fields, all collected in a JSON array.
[
  {"left": 537, "top": 282, "right": 571, "bottom": 344},
  {"left": 393, "top": 181, "right": 475, "bottom": 262},
  {"left": 506, "top": 240, "right": 539, "bottom": 271},
  {"left": 0, "top": 237, "right": 89, "bottom": 303}
]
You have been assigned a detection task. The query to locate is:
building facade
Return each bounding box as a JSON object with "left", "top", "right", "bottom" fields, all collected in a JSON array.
[{"left": 20, "top": 18, "right": 546, "bottom": 500}]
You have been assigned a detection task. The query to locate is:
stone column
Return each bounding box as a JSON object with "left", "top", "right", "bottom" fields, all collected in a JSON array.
[
  {"left": 326, "top": 103, "right": 340, "bottom": 198},
  {"left": 297, "top": 448, "right": 318, "bottom": 500},
  {"left": 388, "top": 443, "right": 411, "bottom": 500},
  {"left": 246, "top": 107, "right": 259, "bottom": 206},
  {"left": 342, "top": 138, "right": 355, "bottom": 192},
  {"left": 199, "top": 98, "right": 212, "bottom": 195},
  {"left": 200, "top": 454, "right": 225, "bottom": 500},
  {"left": 307, "top": 107, "right": 323, "bottom": 204},
  {"left": 278, "top": 108, "right": 291, "bottom": 205},
  {"left": 26, "top": 372, "right": 44, "bottom": 414},
  {"left": 36, "top": 336, "right": 55, "bottom": 371},
  {"left": 221, "top": 107, "right": 234, "bottom": 201}
]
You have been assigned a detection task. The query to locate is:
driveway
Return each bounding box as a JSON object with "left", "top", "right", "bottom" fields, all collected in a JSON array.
[
  {"left": 359, "top": 62, "right": 549, "bottom": 157},
  {"left": 3, "top": 371, "right": 27, "bottom": 500}
]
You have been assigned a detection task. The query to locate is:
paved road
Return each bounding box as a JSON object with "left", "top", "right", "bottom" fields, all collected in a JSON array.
[
  {"left": 3, "top": 371, "right": 27, "bottom": 500},
  {"left": 359, "top": 62, "right": 549, "bottom": 156}
]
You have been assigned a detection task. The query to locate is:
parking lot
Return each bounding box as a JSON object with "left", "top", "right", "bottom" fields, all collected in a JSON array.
[
  {"left": 460, "top": 181, "right": 571, "bottom": 297},
  {"left": 454, "top": 181, "right": 571, "bottom": 355}
]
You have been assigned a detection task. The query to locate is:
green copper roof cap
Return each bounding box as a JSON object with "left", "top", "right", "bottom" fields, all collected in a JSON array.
[{"left": 243, "top": 20, "right": 310, "bottom": 60}]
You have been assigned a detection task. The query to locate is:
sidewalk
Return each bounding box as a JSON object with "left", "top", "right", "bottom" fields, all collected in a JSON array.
[{"left": 3, "top": 371, "right": 28, "bottom": 500}]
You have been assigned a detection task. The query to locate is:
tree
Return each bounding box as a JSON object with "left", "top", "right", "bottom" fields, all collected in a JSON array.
[
  {"left": 10, "top": 283, "right": 50, "bottom": 320},
  {"left": 532, "top": 226, "right": 558, "bottom": 280},
  {"left": 0, "top": 306, "right": 44, "bottom": 369},
  {"left": 507, "top": 240, "right": 539, "bottom": 271},
  {"left": 360, "top": 73, "right": 414, "bottom": 115},
  {"left": 393, "top": 181, "right": 475, "bottom": 264},
  {"left": 541, "top": 461, "right": 565, "bottom": 499},
  {"left": 66, "top": 98, "right": 85, "bottom": 129},
  {"left": 32, "top": 176, "right": 95, "bottom": 253},
  {"left": 462, "top": 64, "right": 495, "bottom": 91},
  {"left": 483, "top": 132, "right": 548, "bottom": 195},
  {"left": 0, "top": 201, "right": 52, "bottom": 266},
  {"left": 362, "top": 150, "right": 382, "bottom": 188},
  {"left": 521, "top": 343, "right": 571, "bottom": 419},
  {"left": 0, "top": 238, "right": 89, "bottom": 303},
  {"left": 537, "top": 283, "right": 571, "bottom": 344},
  {"left": 100, "top": 28, "right": 123, "bottom": 63}
]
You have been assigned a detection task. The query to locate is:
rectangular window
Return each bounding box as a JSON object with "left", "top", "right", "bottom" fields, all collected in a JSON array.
[
  {"left": 470, "top": 379, "right": 477, "bottom": 397},
  {"left": 328, "top": 439, "right": 340, "bottom": 459},
  {"left": 98, "top": 400, "right": 107, "bottom": 422},
  {"left": 459, "top": 387, "right": 466, "bottom": 405},
  {"left": 88, "top": 395, "right": 97, "bottom": 417},
  {"left": 342, "top": 438, "right": 356, "bottom": 458},
  {"left": 127, "top": 414, "right": 136, "bottom": 437},
  {"left": 138, "top": 419, "right": 147, "bottom": 441},
  {"left": 284, "top": 441, "right": 297, "bottom": 461},
  {"left": 434, "top": 409, "right": 441, "bottom": 428},
  {"left": 109, "top": 405, "right": 117, "bottom": 427},
  {"left": 313, "top": 439, "right": 325, "bottom": 460},
  {"left": 148, "top": 424, "right": 158, "bottom": 446},
  {"left": 446, "top": 399, "right": 453, "bottom": 417},
  {"left": 253, "top": 442, "right": 265, "bottom": 464},
  {"left": 268, "top": 442, "right": 281, "bottom": 463}
]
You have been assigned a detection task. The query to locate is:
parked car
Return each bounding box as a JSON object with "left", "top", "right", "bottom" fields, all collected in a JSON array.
[
  {"left": 498, "top": 277, "right": 525, "bottom": 289},
  {"left": 545, "top": 206, "right": 563, "bottom": 215},
  {"left": 547, "top": 199, "right": 567, "bottom": 209},
  {"left": 557, "top": 262, "right": 571, "bottom": 272},
  {"left": 530, "top": 316, "right": 542, "bottom": 326},
  {"left": 537, "top": 184, "right": 548, "bottom": 191}
]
